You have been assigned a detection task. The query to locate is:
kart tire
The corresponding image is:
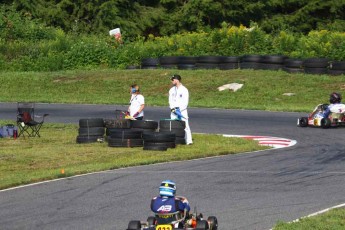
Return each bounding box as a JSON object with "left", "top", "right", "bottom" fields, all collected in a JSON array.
[
  {"left": 284, "top": 59, "right": 304, "bottom": 68},
  {"left": 239, "top": 62, "right": 260, "bottom": 69},
  {"left": 219, "top": 63, "right": 239, "bottom": 70},
  {"left": 197, "top": 56, "right": 222, "bottom": 64},
  {"left": 177, "top": 64, "right": 196, "bottom": 70},
  {"left": 159, "top": 129, "right": 186, "bottom": 138},
  {"left": 304, "top": 67, "right": 328, "bottom": 75},
  {"left": 127, "top": 220, "right": 141, "bottom": 230},
  {"left": 303, "top": 58, "right": 330, "bottom": 68},
  {"left": 207, "top": 216, "right": 218, "bottom": 230},
  {"left": 76, "top": 135, "right": 103, "bottom": 144},
  {"left": 297, "top": 117, "right": 308, "bottom": 127},
  {"left": 141, "top": 58, "right": 159, "bottom": 66},
  {"left": 147, "top": 216, "right": 156, "bottom": 226},
  {"left": 283, "top": 67, "right": 304, "bottom": 74},
  {"left": 108, "top": 138, "right": 143, "bottom": 147},
  {"left": 321, "top": 118, "right": 331, "bottom": 129},
  {"left": 175, "top": 137, "right": 186, "bottom": 145},
  {"left": 79, "top": 118, "right": 104, "bottom": 128},
  {"left": 131, "top": 120, "right": 158, "bottom": 130},
  {"left": 196, "top": 219, "right": 209, "bottom": 230},
  {"left": 195, "top": 63, "right": 219, "bottom": 69},
  {"left": 144, "top": 141, "right": 176, "bottom": 149},
  {"left": 143, "top": 132, "right": 176, "bottom": 143},
  {"left": 104, "top": 119, "right": 131, "bottom": 129},
  {"left": 106, "top": 128, "right": 135, "bottom": 136},
  {"left": 78, "top": 127, "right": 105, "bottom": 136},
  {"left": 108, "top": 130, "right": 142, "bottom": 139},
  {"left": 159, "top": 56, "right": 180, "bottom": 65},
  {"left": 219, "top": 56, "right": 240, "bottom": 63}
]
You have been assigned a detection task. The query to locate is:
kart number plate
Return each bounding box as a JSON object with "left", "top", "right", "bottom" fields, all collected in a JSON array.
[{"left": 156, "top": 225, "right": 172, "bottom": 230}]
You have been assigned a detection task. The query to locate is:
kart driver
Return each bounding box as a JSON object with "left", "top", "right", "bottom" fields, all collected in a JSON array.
[
  {"left": 151, "top": 180, "right": 190, "bottom": 217},
  {"left": 314, "top": 92, "right": 345, "bottom": 118}
]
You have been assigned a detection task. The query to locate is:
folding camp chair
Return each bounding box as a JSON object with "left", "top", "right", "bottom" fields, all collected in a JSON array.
[{"left": 16, "top": 102, "right": 49, "bottom": 137}]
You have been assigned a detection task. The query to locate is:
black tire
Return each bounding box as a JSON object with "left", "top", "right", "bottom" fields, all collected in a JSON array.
[
  {"left": 131, "top": 120, "right": 158, "bottom": 130},
  {"left": 329, "top": 61, "right": 345, "bottom": 70},
  {"left": 159, "top": 129, "right": 185, "bottom": 137},
  {"left": 143, "top": 132, "right": 176, "bottom": 143},
  {"left": 321, "top": 118, "right": 331, "bottom": 129},
  {"left": 261, "top": 55, "right": 287, "bottom": 64},
  {"left": 108, "top": 138, "right": 143, "bottom": 147},
  {"left": 141, "top": 58, "right": 159, "bottom": 66},
  {"left": 284, "top": 59, "right": 304, "bottom": 68},
  {"left": 104, "top": 119, "right": 131, "bottom": 129},
  {"left": 177, "top": 64, "right": 196, "bottom": 70},
  {"left": 159, "top": 56, "right": 180, "bottom": 65},
  {"left": 106, "top": 128, "right": 134, "bottom": 136},
  {"left": 143, "top": 145, "right": 168, "bottom": 151},
  {"left": 304, "top": 67, "right": 328, "bottom": 75},
  {"left": 160, "top": 64, "right": 177, "bottom": 69},
  {"left": 197, "top": 56, "right": 222, "bottom": 64},
  {"left": 78, "top": 127, "right": 105, "bottom": 136},
  {"left": 303, "top": 58, "right": 330, "bottom": 68},
  {"left": 175, "top": 137, "right": 186, "bottom": 145},
  {"left": 196, "top": 220, "right": 209, "bottom": 230},
  {"left": 76, "top": 135, "right": 103, "bottom": 144},
  {"left": 240, "top": 62, "right": 260, "bottom": 69},
  {"left": 144, "top": 141, "right": 176, "bottom": 148},
  {"left": 219, "top": 56, "right": 240, "bottom": 63},
  {"left": 195, "top": 63, "right": 219, "bottom": 69},
  {"left": 178, "top": 56, "right": 197, "bottom": 64},
  {"left": 159, "top": 120, "right": 186, "bottom": 129},
  {"left": 141, "top": 65, "right": 158, "bottom": 69},
  {"left": 297, "top": 117, "right": 308, "bottom": 127},
  {"left": 241, "top": 55, "right": 262, "bottom": 62},
  {"left": 328, "top": 69, "right": 345, "bottom": 76},
  {"left": 109, "top": 130, "right": 142, "bottom": 139},
  {"left": 79, "top": 118, "right": 104, "bottom": 128},
  {"left": 147, "top": 216, "right": 156, "bottom": 226},
  {"left": 283, "top": 67, "right": 304, "bottom": 74},
  {"left": 127, "top": 220, "right": 141, "bottom": 230},
  {"left": 219, "top": 63, "right": 239, "bottom": 70},
  {"left": 258, "top": 63, "right": 284, "bottom": 70},
  {"left": 207, "top": 216, "right": 218, "bottom": 230}
]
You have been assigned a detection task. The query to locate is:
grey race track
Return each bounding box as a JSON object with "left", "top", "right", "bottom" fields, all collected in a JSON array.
[{"left": 0, "top": 103, "right": 345, "bottom": 230}]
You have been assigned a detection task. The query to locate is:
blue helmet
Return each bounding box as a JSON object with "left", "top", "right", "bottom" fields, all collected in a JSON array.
[{"left": 159, "top": 180, "right": 176, "bottom": 197}]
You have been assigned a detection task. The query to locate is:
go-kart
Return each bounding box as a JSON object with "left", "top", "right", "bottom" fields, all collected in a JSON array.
[
  {"left": 127, "top": 197, "right": 218, "bottom": 230},
  {"left": 297, "top": 103, "right": 345, "bottom": 128}
]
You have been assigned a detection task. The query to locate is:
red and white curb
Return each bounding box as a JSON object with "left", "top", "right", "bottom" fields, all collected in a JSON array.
[{"left": 223, "top": 135, "right": 297, "bottom": 149}]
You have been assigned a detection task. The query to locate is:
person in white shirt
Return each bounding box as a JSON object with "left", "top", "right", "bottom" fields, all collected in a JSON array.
[
  {"left": 169, "top": 75, "right": 193, "bottom": 145},
  {"left": 128, "top": 84, "right": 145, "bottom": 120}
]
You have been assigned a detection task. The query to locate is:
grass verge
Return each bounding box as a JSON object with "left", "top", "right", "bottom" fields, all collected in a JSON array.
[
  {"left": 0, "top": 69, "right": 344, "bottom": 112},
  {"left": 0, "top": 121, "right": 268, "bottom": 190},
  {"left": 273, "top": 208, "right": 345, "bottom": 230}
]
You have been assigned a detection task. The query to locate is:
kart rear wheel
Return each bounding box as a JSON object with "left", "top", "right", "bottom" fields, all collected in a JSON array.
[
  {"left": 321, "top": 118, "right": 331, "bottom": 129},
  {"left": 127, "top": 220, "right": 141, "bottom": 230},
  {"left": 196, "top": 219, "right": 209, "bottom": 229},
  {"left": 147, "top": 216, "right": 156, "bottom": 226},
  {"left": 297, "top": 117, "right": 308, "bottom": 127},
  {"left": 207, "top": 216, "right": 218, "bottom": 230}
]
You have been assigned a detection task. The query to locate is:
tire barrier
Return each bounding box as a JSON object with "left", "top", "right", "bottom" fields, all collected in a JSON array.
[
  {"left": 159, "top": 120, "right": 186, "bottom": 145},
  {"left": 108, "top": 137, "right": 143, "bottom": 147},
  {"left": 142, "top": 132, "right": 176, "bottom": 151},
  {"left": 104, "top": 119, "right": 131, "bottom": 129},
  {"left": 76, "top": 118, "right": 104, "bottom": 144},
  {"left": 133, "top": 55, "right": 344, "bottom": 76}
]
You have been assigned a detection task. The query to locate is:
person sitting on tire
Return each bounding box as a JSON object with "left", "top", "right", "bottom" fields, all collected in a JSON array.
[
  {"left": 313, "top": 92, "right": 345, "bottom": 118},
  {"left": 151, "top": 180, "right": 191, "bottom": 225},
  {"left": 128, "top": 84, "right": 145, "bottom": 120}
]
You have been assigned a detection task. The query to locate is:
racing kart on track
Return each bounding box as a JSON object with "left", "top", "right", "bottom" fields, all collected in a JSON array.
[
  {"left": 127, "top": 197, "right": 218, "bottom": 230},
  {"left": 297, "top": 103, "right": 345, "bottom": 128}
]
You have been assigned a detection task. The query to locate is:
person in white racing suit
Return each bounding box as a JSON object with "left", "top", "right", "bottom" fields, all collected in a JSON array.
[
  {"left": 314, "top": 92, "right": 345, "bottom": 118},
  {"left": 169, "top": 75, "right": 193, "bottom": 145}
]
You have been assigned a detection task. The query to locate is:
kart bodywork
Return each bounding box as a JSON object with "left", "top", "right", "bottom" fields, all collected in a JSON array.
[
  {"left": 297, "top": 103, "right": 345, "bottom": 128},
  {"left": 127, "top": 197, "right": 218, "bottom": 230}
]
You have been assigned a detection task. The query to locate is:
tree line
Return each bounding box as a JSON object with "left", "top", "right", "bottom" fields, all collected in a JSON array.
[{"left": 1, "top": 0, "right": 345, "bottom": 40}]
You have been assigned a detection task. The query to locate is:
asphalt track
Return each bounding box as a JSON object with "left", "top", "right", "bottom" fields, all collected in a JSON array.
[{"left": 0, "top": 103, "right": 345, "bottom": 230}]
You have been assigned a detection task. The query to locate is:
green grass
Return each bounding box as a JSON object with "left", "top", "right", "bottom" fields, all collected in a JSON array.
[
  {"left": 0, "top": 69, "right": 344, "bottom": 112},
  {"left": 0, "top": 121, "right": 268, "bottom": 190},
  {"left": 273, "top": 208, "right": 345, "bottom": 230}
]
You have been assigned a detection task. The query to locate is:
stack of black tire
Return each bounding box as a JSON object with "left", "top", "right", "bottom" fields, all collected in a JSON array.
[
  {"left": 142, "top": 132, "right": 176, "bottom": 151},
  {"left": 283, "top": 58, "right": 304, "bottom": 73},
  {"left": 141, "top": 58, "right": 159, "bottom": 69},
  {"left": 159, "top": 56, "right": 180, "bottom": 69},
  {"left": 219, "top": 56, "right": 240, "bottom": 70},
  {"left": 76, "top": 118, "right": 105, "bottom": 144},
  {"left": 329, "top": 61, "right": 345, "bottom": 76},
  {"left": 178, "top": 56, "right": 197, "bottom": 70},
  {"left": 239, "top": 55, "right": 262, "bottom": 69},
  {"left": 105, "top": 119, "right": 143, "bottom": 147},
  {"left": 159, "top": 120, "right": 186, "bottom": 145},
  {"left": 131, "top": 120, "right": 158, "bottom": 134},
  {"left": 303, "top": 58, "right": 330, "bottom": 75},
  {"left": 195, "top": 56, "right": 221, "bottom": 69},
  {"left": 259, "top": 55, "right": 287, "bottom": 70}
]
